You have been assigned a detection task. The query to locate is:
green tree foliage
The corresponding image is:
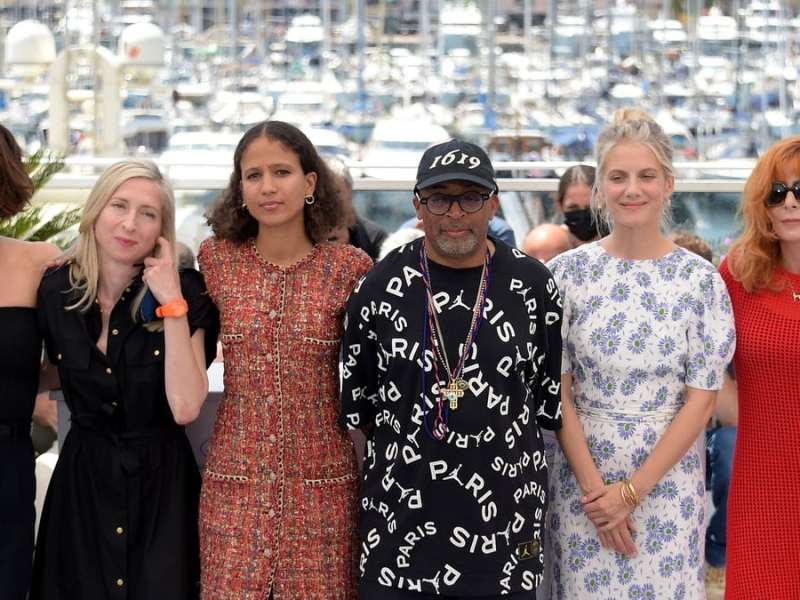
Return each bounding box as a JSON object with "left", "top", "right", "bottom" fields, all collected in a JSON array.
[{"left": 0, "top": 149, "right": 80, "bottom": 249}]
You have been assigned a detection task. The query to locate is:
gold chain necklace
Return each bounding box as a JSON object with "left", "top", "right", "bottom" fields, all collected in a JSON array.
[
  {"left": 422, "top": 252, "right": 489, "bottom": 410},
  {"left": 789, "top": 278, "right": 800, "bottom": 302}
]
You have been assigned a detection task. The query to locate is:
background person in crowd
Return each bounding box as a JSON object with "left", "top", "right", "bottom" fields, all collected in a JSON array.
[
  {"left": 377, "top": 226, "right": 424, "bottom": 260},
  {"left": 32, "top": 160, "right": 219, "bottom": 600},
  {"left": 522, "top": 223, "right": 571, "bottom": 262},
  {"left": 669, "top": 230, "right": 738, "bottom": 598},
  {"left": 198, "top": 121, "right": 371, "bottom": 600},
  {"left": 326, "top": 156, "right": 388, "bottom": 260},
  {"left": 340, "top": 139, "right": 563, "bottom": 599},
  {"left": 546, "top": 108, "right": 735, "bottom": 599},
  {"left": 176, "top": 241, "right": 197, "bottom": 270},
  {"left": 0, "top": 123, "right": 59, "bottom": 600},
  {"left": 719, "top": 136, "right": 800, "bottom": 600},
  {"left": 554, "top": 164, "right": 605, "bottom": 247}
]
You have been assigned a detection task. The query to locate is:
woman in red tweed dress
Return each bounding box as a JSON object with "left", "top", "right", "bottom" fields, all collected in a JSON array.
[
  {"left": 197, "top": 121, "right": 372, "bottom": 599},
  {"left": 719, "top": 136, "right": 800, "bottom": 599}
]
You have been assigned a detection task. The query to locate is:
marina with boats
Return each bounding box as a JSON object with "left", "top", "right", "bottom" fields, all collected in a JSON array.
[{"left": 2, "top": 0, "right": 799, "bottom": 248}]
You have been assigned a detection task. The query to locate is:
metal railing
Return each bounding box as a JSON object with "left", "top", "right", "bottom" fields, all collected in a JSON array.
[{"left": 40, "top": 157, "right": 753, "bottom": 194}]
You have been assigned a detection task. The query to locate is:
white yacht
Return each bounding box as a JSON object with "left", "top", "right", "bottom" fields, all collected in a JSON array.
[
  {"left": 359, "top": 110, "right": 451, "bottom": 182},
  {"left": 158, "top": 130, "right": 241, "bottom": 183}
]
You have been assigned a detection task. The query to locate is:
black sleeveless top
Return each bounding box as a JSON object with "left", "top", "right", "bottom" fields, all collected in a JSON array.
[{"left": 0, "top": 307, "right": 40, "bottom": 423}]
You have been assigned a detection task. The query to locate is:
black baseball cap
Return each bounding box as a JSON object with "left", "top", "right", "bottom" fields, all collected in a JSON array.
[{"left": 415, "top": 139, "right": 497, "bottom": 193}]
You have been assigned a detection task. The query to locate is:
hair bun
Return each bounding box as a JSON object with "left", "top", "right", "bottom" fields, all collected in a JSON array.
[{"left": 611, "top": 107, "right": 655, "bottom": 127}]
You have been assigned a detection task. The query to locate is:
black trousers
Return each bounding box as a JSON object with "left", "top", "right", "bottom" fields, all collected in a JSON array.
[{"left": 360, "top": 580, "right": 536, "bottom": 600}]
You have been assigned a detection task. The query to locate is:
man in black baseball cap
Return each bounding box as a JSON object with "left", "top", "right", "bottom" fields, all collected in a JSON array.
[
  {"left": 340, "top": 138, "right": 563, "bottom": 598},
  {"left": 397, "top": 139, "right": 517, "bottom": 247},
  {"left": 415, "top": 139, "right": 498, "bottom": 194},
  {"left": 412, "top": 139, "right": 500, "bottom": 268}
]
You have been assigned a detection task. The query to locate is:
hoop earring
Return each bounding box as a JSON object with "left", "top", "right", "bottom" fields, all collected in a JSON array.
[
  {"left": 241, "top": 201, "right": 248, "bottom": 211},
  {"left": 304, "top": 194, "right": 316, "bottom": 205}
]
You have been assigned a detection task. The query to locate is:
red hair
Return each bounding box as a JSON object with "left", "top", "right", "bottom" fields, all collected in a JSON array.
[{"left": 729, "top": 136, "right": 800, "bottom": 292}]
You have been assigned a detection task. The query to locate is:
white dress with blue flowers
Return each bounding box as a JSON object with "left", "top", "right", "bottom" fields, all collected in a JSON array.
[{"left": 545, "top": 242, "right": 735, "bottom": 600}]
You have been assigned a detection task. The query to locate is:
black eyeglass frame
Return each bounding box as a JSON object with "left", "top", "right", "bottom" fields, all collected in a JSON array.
[
  {"left": 767, "top": 181, "right": 800, "bottom": 207},
  {"left": 414, "top": 190, "right": 495, "bottom": 216}
]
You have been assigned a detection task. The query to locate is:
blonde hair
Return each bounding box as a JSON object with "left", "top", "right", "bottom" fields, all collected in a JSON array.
[
  {"left": 67, "top": 160, "right": 176, "bottom": 326},
  {"left": 592, "top": 108, "right": 675, "bottom": 230},
  {"left": 728, "top": 136, "right": 800, "bottom": 292}
]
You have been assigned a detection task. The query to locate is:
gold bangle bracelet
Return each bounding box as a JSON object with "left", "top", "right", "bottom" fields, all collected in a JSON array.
[{"left": 620, "top": 479, "right": 640, "bottom": 508}]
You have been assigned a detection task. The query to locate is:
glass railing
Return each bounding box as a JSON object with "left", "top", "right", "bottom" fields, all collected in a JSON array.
[{"left": 37, "top": 158, "right": 749, "bottom": 258}]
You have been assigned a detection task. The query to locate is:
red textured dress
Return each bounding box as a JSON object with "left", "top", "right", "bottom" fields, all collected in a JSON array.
[
  {"left": 197, "top": 238, "right": 372, "bottom": 600},
  {"left": 719, "top": 259, "right": 800, "bottom": 599}
]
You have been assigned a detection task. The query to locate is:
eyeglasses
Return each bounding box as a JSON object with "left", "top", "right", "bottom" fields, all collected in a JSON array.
[
  {"left": 767, "top": 181, "right": 800, "bottom": 207},
  {"left": 415, "top": 190, "right": 493, "bottom": 216}
]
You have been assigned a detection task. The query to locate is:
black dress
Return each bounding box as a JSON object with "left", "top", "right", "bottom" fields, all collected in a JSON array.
[
  {"left": 0, "top": 307, "right": 40, "bottom": 600},
  {"left": 31, "top": 267, "right": 219, "bottom": 600}
]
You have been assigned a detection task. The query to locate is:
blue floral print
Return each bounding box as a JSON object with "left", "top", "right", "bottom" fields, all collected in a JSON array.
[{"left": 546, "top": 243, "right": 735, "bottom": 599}]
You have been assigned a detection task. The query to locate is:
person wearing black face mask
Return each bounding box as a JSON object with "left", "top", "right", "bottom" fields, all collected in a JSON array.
[
  {"left": 563, "top": 206, "right": 605, "bottom": 242},
  {"left": 556, "top": 165, "right": 604, "bottom": 246}
]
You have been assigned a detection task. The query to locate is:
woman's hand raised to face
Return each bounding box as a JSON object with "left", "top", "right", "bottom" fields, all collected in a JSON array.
[{"left": 142, "top": 237, "right": 182, "bottom": 304}]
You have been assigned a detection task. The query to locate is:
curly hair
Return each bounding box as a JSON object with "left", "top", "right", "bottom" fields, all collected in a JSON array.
[
  {"left": 206, "top": 121, "right": 343, "bottom": 243},
  {"left": 728, "top": 136, "right": 800, "bottom": 292},
  {"left": 0, "top": 124, "right": 34, "bottom": 219}
]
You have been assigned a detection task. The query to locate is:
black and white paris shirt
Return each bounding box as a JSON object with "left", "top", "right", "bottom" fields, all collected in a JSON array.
[{"left": 339, "top": 238, "right": 563, "bottom": 597}]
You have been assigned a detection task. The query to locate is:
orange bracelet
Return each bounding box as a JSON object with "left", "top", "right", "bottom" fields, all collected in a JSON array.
[{"left": 155, "top": 298, "right": 189, "bottom": 318}]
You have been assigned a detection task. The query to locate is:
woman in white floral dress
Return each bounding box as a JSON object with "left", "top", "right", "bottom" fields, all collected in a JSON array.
[{"left": 546, "top": 108, "right": 735, "bottom": 600}]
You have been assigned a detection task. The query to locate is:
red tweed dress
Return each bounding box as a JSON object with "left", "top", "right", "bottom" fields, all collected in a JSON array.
[
  {"left": 719, "top": 259, "right": 800, "bottom": 599},
  {"left": 198, "top": 238, "right": 372, "bottom": 600}
]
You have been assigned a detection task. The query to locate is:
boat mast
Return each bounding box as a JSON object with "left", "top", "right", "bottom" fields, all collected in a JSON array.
[
  {"left": 523, "top": 0, "right": 531, "bottom": 65},
  {"left": 658, "top": 0, "right": 667, "bottom": 106},
  {"left": 547, "top": 0, "right": 555, "bottom": 103},
  {"left": 777, "top": 0, "right": 788, "bottom": 138},
  {"left": 356, "top": 0, "right": 366, "bottom": 121},
  {"left": 487, "top": 0, "right": 497, "bottom": 116},
  {"left": 420, "top": 0, "right": 431, "bottom": 99},
  {"left": 321, "top": 0, "right": 332, "bottom": 74}
]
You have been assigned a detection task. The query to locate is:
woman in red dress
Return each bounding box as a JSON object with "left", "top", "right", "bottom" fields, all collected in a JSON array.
[
  {"left": 719, "top": 136, "right": 800, "bottom": 599},
  {"left": 197, "top": 121, "right": 372, "bottom": 599}
]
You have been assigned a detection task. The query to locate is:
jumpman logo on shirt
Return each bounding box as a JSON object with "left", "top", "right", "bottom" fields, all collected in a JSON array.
[{"left": 449, "top": 290, "right": 471, "bottom": 311}]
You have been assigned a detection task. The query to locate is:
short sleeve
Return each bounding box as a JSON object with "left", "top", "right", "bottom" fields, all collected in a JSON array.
[
  {"left": 347, "top": 247, "right": 374, "bottom": 289},
  {"left": 179, "top": 268, "right": 220, "bottom": 368},
  {"left": 36, "top": 268, "right": 58, "bottom": 361},
  {"left": 546, "top": 254, "right": 572, "bottom": 374},
  {"left": 685, "top": 267, "right": 736, "bottom": 390},
  {"left": 339, "top": 274, "right": 380, "bottom": 431},
  {"left": 533, "top": 271, "right": 563, "bottom": 431},
  {"left": 197, "top": 237, "right": 221, "bottom": 306}
]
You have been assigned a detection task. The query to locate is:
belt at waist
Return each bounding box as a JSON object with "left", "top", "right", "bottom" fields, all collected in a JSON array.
[
  {"left": 575, "top": 405, "right": 678, "bottom": 424},
  {"left": 0, "top": 421, "right": 30, "bottom": 440}
]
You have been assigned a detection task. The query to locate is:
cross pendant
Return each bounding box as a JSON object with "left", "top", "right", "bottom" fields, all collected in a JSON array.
[{"left": 443, "top": 381, "right": 465, "bottom": 410}]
